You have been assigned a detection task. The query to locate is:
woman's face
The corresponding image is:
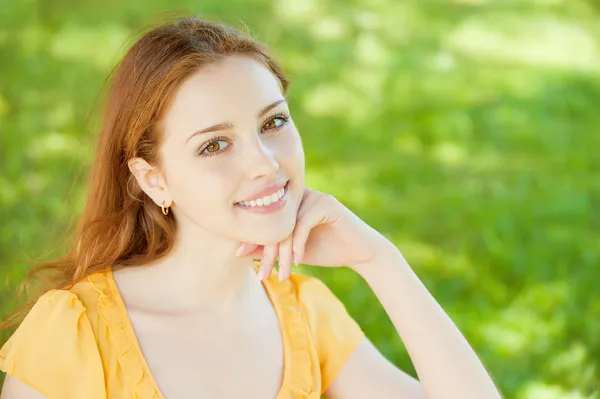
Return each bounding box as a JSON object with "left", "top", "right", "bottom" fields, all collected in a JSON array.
[{"left": 154, "top": 55, "right": 305, "bottom": 245}]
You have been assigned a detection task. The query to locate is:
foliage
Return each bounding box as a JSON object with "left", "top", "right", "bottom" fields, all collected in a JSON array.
[{"left": 1, "top": 0, "right": 599, "bottom": 397}]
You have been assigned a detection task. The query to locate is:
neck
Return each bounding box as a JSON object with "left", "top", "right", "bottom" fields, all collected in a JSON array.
[{"left": 112, "top": 220, "right": 260, "bottom": 314}]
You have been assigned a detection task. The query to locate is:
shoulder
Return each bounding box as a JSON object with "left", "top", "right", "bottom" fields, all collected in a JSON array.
[
  {"left": 284, "top": 273, "right": 366, "bottom": 394},
  {"left": 2, "top": 271, "right": 107, "bottom": 342},
  {"left": 0, "top": 282, "right": 106, "bottom": 398},
  {"left": 0, "top": 288, "right": 93, "bottom": 368},
  {"left": 284, "top": 272, "right": 364, "bottom": 346},
  {"left": 0, "top": 270, "right": 109, "bottom": 364},
  {"left": 1, "top": 288, "right": 89, "bottom": 353},
  {"left": 288, "top": 272, "right": 334, "bottom": 299},
  {"left": 287, "top": 273, "right": 354, "bottom": 317}
]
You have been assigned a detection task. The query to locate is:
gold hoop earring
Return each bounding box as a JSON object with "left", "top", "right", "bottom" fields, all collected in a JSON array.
[{"left": 161, "top": 200, "right": 170, "bottom": 216}]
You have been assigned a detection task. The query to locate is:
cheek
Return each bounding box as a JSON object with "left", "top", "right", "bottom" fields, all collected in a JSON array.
[
  {"left": 277, "top": 126, "right": 304, "bottom": 166},
  {"left": 290, "top": 131, "right": 306, "bottom": 179},
  {"left": 277, "top": 127, "right": 305, "bottom": 198},
  {"left": 164, "top": 155, "right": 235, "bottom": 211}
]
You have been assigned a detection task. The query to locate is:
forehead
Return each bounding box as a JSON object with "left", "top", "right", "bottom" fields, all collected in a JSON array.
[{"left": 162, "top": 55, "right": 284, "bottom": 131}]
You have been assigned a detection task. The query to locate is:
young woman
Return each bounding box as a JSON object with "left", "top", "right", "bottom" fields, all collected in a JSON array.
[{"left": 0, "top": 16, "right": 502, "bottom": 399}]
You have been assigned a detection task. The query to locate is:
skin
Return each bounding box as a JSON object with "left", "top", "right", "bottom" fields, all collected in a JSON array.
[{"left": 1, "top": 55, "right": 503, "bottom": 399}]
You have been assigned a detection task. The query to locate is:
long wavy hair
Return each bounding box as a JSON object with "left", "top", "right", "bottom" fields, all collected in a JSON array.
[{"left": 0, "top": 15, "right": 289, "bottom": 332}]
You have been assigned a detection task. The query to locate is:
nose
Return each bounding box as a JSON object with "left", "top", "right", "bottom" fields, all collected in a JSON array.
[{"left": 241, "top": 135, "right": 280, "bottom": 179}]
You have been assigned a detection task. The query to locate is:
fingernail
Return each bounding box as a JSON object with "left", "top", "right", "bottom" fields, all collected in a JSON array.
[
  {"left": 278, "top": 268, "right": 283, "bottom": 281},
  {"left": 235, "top": 244, "right": 244, "bottom": 257}
]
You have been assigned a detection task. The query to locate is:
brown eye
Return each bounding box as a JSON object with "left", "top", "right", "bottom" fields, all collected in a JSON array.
[
  {"left": 199, "top": 138, "right": 229, "bottom": 157},
  {"left": 261, "top": 114, "right": 289, "bottom": 133},
  {"left": 206, "top": 141, "right": 220, "bottom": 153},
  {"left": 263, "top": 119, "right": 278, "bottom": 130}
]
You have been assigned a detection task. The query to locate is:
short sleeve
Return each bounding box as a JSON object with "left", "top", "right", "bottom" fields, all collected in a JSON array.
[
  {"left": 293, "top": 274, "right": 365, "bottom": 394},
  {"left": 0, "top": 289, "right": 106, "bottom": 399}
]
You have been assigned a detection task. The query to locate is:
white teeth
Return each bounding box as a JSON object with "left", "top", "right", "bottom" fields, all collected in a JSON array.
[{"left": 238, "top": 187, "right": 286, "bottom": 207}]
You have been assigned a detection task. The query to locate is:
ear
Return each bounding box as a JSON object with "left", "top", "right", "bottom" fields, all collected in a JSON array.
[{"left": 128, "top": 157, "right": 171, "bottom": 207}]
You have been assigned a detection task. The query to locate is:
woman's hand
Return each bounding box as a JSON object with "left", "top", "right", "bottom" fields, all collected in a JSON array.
[{"left": 236, "top": 187, "right": 398, "bottom": 280}]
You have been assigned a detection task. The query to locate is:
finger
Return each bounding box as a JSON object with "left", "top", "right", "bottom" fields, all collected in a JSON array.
[
  {"left": 292, "top": 208, "right": 324, "bottom": 264},
  {"left": 259, "top": 244, "right": 278, "bottom": 280},
  {"left": 292, "top": 222, "right": 309, "bottom": 265},
  {"left": 247, "top": 246, "right": 265, "bottom": 259},
  {"left": 236, "top": 242, "right": 260, "bottom": 257},
  {"left": 277, "top": 234, "right": 294, "bottom": 281}
]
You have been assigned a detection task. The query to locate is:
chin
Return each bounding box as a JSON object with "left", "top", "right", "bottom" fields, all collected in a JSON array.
[
  {"left": 233, "top": 183, "right": 301, "bottom": 245},
  {"left": 251, "top": 220, "right": 297, "bottom": 246},
  {"left": 238, "top": 211, "right": 298, "bottom": 246}
]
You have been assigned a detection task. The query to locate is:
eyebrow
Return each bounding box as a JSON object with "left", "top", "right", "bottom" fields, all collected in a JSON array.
[{"left": 185, "top": 99, "right": 288, "bottom": 143}]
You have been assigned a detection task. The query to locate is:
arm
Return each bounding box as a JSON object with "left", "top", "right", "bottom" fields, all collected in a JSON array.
[
  {"left": 325, "top": 247, "right": 502, "bottom": 399},
  {"left": 1, "top": 375, "right": 50, "bottom": 399},
  {"left": 241, "top": 189, "right": 502, "bottom": 398},
  {"left": 324, "top": 337, "right": 425, "bottom": 399}
]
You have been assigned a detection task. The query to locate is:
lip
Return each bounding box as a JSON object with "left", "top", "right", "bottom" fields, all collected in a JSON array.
[
  {"left": 236, "top": 179, "right": 289, "bottom": 203},
  {"left": 234, "top": 182, "right": 289, "bottom": 214}
]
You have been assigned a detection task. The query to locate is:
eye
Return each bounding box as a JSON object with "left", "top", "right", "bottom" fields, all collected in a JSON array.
[
  {"left": 261, "top": 113, "right": 290, "bottom": 133},
  {"left": 198, "top": 137, "right": 230, "bottom": 157}
]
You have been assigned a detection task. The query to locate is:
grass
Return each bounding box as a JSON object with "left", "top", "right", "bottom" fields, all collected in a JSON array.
[{"left": 1, "top": 0, "right": 599, "bottom": 397}]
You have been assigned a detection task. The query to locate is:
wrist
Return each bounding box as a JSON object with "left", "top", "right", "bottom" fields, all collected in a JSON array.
[{"left": 350, "top": 242, "right": 407, "bottom": 279}]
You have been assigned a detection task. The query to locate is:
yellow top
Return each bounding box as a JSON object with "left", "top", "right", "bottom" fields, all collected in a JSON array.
[{"left": 0, "top": 267, "right": 364, "bottom": 399}]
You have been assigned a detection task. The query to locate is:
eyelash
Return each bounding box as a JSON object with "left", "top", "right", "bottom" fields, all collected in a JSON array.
[
  {"left": 260, "top": 112, "right": 290, "bottom": 134},
  {"left": 197, "top": 112, "right": 291, "bottom": 158}
]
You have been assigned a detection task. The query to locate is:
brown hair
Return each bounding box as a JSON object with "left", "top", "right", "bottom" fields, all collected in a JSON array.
[{"left": 0, "top": 15, "right": 289, "bottom": 331}]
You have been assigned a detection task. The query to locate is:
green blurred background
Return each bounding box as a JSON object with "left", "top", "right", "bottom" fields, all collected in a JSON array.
[{"left": 1, "top": 0, "right": 599, "bottom": 397}]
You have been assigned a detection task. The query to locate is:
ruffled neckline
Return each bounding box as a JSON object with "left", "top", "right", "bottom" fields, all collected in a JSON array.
[{"left": 86, "top": 265, "right": 316, "bottom": 399}]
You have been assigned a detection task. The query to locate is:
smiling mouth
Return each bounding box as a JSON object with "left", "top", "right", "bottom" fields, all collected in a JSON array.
[{"left": 235, "top": 181, "right": 289, "bottom": 208}]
